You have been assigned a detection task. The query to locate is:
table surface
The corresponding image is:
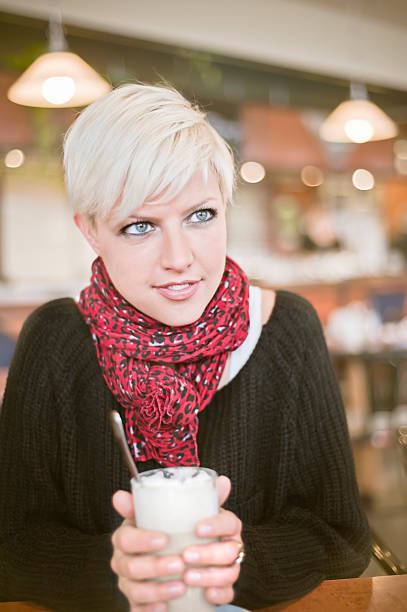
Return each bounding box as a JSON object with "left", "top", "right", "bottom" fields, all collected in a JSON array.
[
  {"left": 257, "top": 574, "right": 407, "bottom": 611},
  {"left": 1, "top": 574, "right": 407, "bottom": 612}
]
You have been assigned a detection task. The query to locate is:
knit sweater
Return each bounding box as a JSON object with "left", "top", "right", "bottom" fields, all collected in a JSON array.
[{"left": 0, "top": 290, "right": 371, "bottom": 612}]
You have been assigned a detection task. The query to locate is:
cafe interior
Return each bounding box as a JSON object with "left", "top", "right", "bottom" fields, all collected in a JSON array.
[{"left": 0, "top": 0, "right": 407, "bottom": 610}]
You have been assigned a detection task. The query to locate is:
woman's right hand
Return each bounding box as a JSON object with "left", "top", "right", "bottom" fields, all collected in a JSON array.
[{"left": 111, "top": 490, "right": 186, "bottom": 612}]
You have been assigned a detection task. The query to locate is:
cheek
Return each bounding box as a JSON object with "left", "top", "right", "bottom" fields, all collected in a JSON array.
[
  {"left": 101, "top": 243, "right": 148, "bottom": 289},
  {"left": 199, "top": 227, "right": 227, "bottom": 282},
  {"left": 210, "top": 224, "right": 227, "bottom": 261},
  {"left": 103, "top": 237, "right": 149, "bottom": 268},
  {"left": 200, "top": 217, "right": 227, "bottom": 253}
]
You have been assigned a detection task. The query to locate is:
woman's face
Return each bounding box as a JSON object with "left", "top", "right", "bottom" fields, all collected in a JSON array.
[{"left": 76, "top": 170, "right": 227, "bottom": 326}]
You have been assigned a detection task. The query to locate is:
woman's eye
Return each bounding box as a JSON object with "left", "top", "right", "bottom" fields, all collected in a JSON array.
[
  {"left": 121, "top": 221, "right": 153, "bottom": 236},
  {"left": 189, "top": 209, "right": 215, "bottom": 223}
]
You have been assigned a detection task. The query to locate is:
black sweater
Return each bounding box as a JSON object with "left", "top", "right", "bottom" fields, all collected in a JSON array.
[{"left": 0, "top": 290, "right": 371, "bottom": 611}]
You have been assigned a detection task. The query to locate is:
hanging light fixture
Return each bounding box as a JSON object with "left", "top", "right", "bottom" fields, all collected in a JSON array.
[
  {"left": 319, "top": 83, "right": 398, "bottom": 144},
  {"left": 7, "top": 10, "right": 111, "bottom": 108}
]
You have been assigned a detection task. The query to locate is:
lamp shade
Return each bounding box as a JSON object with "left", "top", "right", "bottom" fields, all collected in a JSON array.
[
  {"left": 320, "top": 98, "right": 398, "bottom": 143},
  {"left": 7, "top": 51, "right": 111, "bottom": 108}
]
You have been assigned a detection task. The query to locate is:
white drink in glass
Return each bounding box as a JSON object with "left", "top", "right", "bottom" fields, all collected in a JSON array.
[{"left": 131, "top": 466, "right": 219, "bottom": 612}]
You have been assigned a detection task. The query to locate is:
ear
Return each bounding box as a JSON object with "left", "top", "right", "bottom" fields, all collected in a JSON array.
[{"left": 74, "top": 214, "right": 100, "bottom": 254}]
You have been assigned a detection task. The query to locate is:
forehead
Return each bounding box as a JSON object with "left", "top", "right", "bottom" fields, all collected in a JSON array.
[
  {"left": 143, "top": 169, "right": 220, "bottom": 207},
  {"left": 110, "top": 168, "right": 223, "bottom": 224}
]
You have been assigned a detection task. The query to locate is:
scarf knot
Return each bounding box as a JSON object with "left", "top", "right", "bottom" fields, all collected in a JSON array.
[{"left": 138, "top": 365, "right": 181, "bottom": 430}]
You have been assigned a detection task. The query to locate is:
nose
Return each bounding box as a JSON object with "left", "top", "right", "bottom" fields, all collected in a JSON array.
[{"left": 160, "top": 227, "right": 194, "bottom": 272}]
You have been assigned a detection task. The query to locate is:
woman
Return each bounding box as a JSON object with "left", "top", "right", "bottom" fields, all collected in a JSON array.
[{"left": 0, "top": 84, "right": 371, "bottom": 612}]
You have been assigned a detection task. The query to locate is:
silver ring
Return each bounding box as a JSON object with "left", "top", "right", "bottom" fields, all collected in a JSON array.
[{"left": 234, "top": 541, "right": 246, "bottom": 565}]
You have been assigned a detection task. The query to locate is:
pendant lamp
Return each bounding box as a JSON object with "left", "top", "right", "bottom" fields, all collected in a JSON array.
[
  {"left": 7, "top": 10, "right": 111, "bottom": 108},
  {"left": 319, "top": 83, "right": 398, "bottom": 144}
]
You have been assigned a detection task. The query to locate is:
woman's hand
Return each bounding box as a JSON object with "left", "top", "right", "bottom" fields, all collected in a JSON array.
[
  {"left": 182, "top": 475, "right": 243, "bottom": 605},
  {"left": 111, "top": 475, "right": 243, "bottom": 611}
]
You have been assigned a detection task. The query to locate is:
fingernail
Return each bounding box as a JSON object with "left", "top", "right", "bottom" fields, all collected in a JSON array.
[
  {"left": 184, "top": 550, "right": 200, "bottom": 563},
  {"left": 167, "top": 559, "right": 183, "bottom": 574},
  {"left": 209, "top": 587, "right": 220, "bottom": 600},
  {"left": 186, "top": 569, "right": 201, "bottom": 584},
  {"left": 167, "top": 583, "right": 184, "bottom": 595},
  {"left": 152, "top": 604, "right": 166, "bottom": 612},
  {"left": 151, "top": 537, "right": 166, "bottom": 549},
  {"left": 197, "top": 524, "right": 213, "bottom": 536}
]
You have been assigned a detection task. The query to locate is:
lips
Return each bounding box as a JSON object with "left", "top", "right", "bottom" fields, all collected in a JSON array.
[{"left": 154, "top": 280, "right": 200, "bottom": 301}]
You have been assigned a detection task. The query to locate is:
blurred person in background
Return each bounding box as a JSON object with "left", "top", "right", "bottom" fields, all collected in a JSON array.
[
  {"left": 391, "top": 212, "right": 407, "bottom": 263},
  {"left": 0, "top": 329, "right": 15, "bottom": 369},
  {"left": 0, "top": 313, "right": 21, "bottom": 403},
  {"left": 0, "top": 84, "right": 371, "bottom": 612}
]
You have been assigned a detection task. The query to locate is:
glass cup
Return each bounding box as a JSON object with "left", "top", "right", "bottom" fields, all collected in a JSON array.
[{"left": 131, "top": 466, "right": 219, "bottom": 612}]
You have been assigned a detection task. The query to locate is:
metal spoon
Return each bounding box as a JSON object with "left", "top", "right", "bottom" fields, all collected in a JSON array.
[{"left": 110, "top": 410, "right": 140, "bottom": 481}]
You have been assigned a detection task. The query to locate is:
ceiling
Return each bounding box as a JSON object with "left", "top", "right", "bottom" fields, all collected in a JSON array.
[
  {"left": 1, "top": 9, "right": 407, "bottom": 124},
  {"left": 301, "top": 0, "right": 407, "bottom": 29},
  {"left": 1, "top": 0, "right": 407, "bottom": 92}
]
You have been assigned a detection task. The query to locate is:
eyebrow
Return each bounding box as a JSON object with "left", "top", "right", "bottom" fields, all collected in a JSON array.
[{"left": 125, "top": 198, "right": 218, "bottom": 222}]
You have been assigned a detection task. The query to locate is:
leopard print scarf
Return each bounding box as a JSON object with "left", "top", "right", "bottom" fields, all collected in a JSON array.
[{"left": 78, "top": 256, "right": 249, "bottom": 466}]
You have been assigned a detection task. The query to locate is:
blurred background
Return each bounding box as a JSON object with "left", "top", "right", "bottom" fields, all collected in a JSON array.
[{"left": 0, "top": 0, "right": 407, "bottom": 578}]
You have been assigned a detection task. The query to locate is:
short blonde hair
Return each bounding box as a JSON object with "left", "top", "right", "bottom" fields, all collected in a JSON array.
[{"left": 63, "top": 83, "right": 235, "bottom": 222}]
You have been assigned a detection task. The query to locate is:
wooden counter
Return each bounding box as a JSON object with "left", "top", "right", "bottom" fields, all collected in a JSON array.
[
  {"left": 257, "top": 574, "right": 407, "bottom": 611},
  {"left": 1, "top": 575, "right": 406, "bottom": 611}
]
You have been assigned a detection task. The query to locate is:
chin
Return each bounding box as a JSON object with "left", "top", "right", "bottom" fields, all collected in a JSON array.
[
  {"left": 150, "top": 292, "right": 212, "bottom": 326},
  {"left": 157, "top": 301, "right": 207, "bottom": 326},
  {"left": 159, "top": 311, "right": 202, "bottom": 327}
]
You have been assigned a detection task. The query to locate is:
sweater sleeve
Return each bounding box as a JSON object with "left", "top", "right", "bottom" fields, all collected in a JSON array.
[
  {"left": 0, "top": 310, "right": 128, "bottom": 612},
  {"left": 232, "top": 297, "right": 371, "bottom": 609}
]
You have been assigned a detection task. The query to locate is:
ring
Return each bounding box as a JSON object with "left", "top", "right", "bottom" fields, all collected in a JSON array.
[{"left": 234, "top": 541, "right": 246, "bottom": 565}]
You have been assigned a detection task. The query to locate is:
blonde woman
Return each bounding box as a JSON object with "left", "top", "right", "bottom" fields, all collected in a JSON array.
[{"left": 0, "top": 84, "right": 370, "bottom": 612}]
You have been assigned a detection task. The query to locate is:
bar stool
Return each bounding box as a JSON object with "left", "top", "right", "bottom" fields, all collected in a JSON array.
[{"left": 369, "top": 425, "right": 407, "bottom": 575}]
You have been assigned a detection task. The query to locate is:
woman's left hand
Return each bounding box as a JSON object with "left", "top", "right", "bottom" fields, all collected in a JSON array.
[{"left": 181, "top": 475, "right": 243, "bottom": 606}]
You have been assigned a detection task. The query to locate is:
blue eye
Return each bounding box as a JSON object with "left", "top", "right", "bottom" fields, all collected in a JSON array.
[
  {"left": 121, "top": 221, "right": 153, "bottom": 236},
  {"left": 189, "top": 208, "right": 216, "bottom": 223}
]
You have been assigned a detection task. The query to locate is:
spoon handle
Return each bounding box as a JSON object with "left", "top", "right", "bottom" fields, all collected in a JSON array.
[{"left": 110, "top": 411, "right": 140, "bottom": 481}]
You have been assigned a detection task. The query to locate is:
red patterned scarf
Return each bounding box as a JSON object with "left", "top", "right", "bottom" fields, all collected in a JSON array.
[{"left": 78, "top": 256, "right": 249, "bottom": 466}]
